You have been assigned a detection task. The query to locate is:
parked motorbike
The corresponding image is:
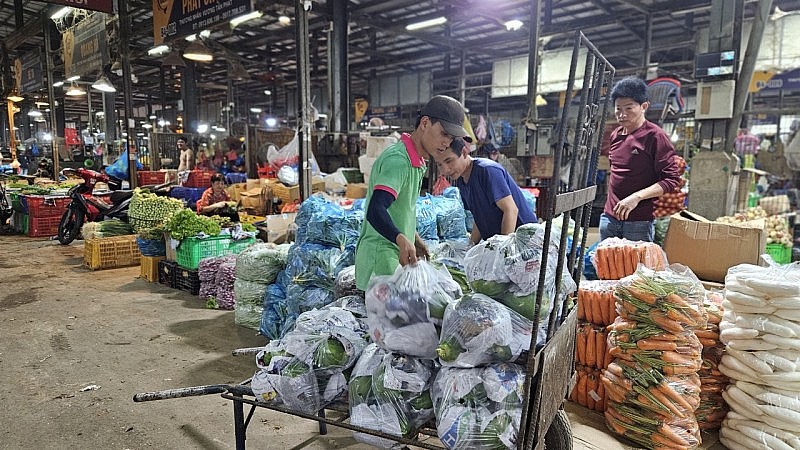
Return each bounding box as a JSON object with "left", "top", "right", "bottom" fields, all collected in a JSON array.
[{"left": 57, "top": 168, "right": 133, "bottom": 245}]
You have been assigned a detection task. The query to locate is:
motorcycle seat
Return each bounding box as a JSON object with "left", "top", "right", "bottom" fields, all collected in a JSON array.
[{"left": 110, "top": 190, "right": 134, "bottom": 204}]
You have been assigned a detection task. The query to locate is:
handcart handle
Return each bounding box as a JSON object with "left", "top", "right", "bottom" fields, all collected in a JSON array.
[
  {"left": 133, "top": 384, "right": 232, "bottom": 402},
  {"left": 231, "top": 347, "right": 263, "bottom": 356}
]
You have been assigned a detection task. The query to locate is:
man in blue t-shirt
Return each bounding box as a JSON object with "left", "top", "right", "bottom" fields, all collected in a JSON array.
[{"left": 433, "top": 138, "right": 536, "bottom": 245}]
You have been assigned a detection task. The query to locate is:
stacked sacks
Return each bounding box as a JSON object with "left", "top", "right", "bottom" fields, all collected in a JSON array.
[
  {"left": 260, "top": 195, "right": 361, "bottom": 340},
  {"left": 214, "top": 258, "right": 238, "bottom": 310},
  {"left": 601, "top": 267, "right": 707, "bottom": 450},
  {"left": 694, "top": 290, "right": 729, "bottom": 430},
  {"left": 198, "top": 255, "right": 235, "bottom": 304},
  {"left": 464, "top": 223, "right": 577, "bottom": 348},
  {"left": 349, "top": 261, "right": 461, "bottom": 446},
  {"left": 233, "top": 243, "right": 291, "bottom": 329}
]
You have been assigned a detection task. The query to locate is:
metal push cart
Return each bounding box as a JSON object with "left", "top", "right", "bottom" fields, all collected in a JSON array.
[{"left": 134, "top": 30, "right": 614, "bottom": 450}]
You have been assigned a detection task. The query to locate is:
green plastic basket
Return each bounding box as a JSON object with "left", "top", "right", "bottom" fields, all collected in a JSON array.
[
  {"left": 175, "top": 235, "right": 256, "bottom": 269},
  {"left": 765, "top": 243, "right": 792, "bottom": 264}
]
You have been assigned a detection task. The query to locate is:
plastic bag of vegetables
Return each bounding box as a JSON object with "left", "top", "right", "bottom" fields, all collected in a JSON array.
[
  {"left": 365, "top": 260, "right": 462, "bottom": 358},
  {"left": 437, "top": 293, "right": 533, "bottom": 368},
  {"left": 252, "top": 326, "right": 367, "bottom": 413},
  {"left": 260, "top": 280, "right": 295, "bottom": 340},
  {"left": 349, "top": 344, "right": 437, "bottom": 448},
  {"left": 285, "top": 243, "right": 355, "bottom": 290},
  {"left": 333, "top": 265, "right": 360, "bottom": 299},
  {"left": 416, "top": 196, "right": 439, "bottom": 241},
  {"left": 294, "top": 306, "right": 368, "bottom": 337},
  {"left": 235, "top": 243, "right": 291, "bottom": 284},
  {"left": 431, "top": 195, "right": 467, "bottom": 241},
  {"left": 431, "top": 362, "right": 525, "bottom": 450},
  {"left": 324, "top": 295, "right": 367, "bottom": 319},
  {"left": 294, "top": 195, "right": 364, "bottom": 249}
]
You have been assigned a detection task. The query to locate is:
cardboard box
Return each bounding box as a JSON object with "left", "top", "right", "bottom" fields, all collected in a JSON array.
[
  {"left": 239, "top": 187, "right": 267, "bottom": 215},
  {"left": 346, "top": 183, "right": 368, "bottom": 199},
  {"left": 529, "top": 156, "right": 555, "bottom": 178},
  {"left": 662, "top": 210, "right": 766, "bottom": 282},
  {"left": 225, "top": 183, "right": 246, "bottom": 202},
  {"left": 257, "top": 213, "right": 297, "bottom": 244}
]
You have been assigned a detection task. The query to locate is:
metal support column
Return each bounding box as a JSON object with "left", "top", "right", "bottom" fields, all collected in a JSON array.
[
  {"left": 642, "top": 13, "right": 652, "bottom": 78},
  {"left": 103, "top": 92, "right": 117, "bottom": 142},
  {"left": 182, "top": 61, "right": 198, "bottom": 134},
  {"left": 44, "top": 20, "right": 60, "bottom": 177},
  {"left": 726, "top": 0, "right": 773, "bottom": 149},
  {"left": 459, "top": 50, "right": 466, "bottom": 106},
  {"left": 118, "top": 0, "right": 137, "bottom": 187},
  {"left": 525, "top": 0, "right": 541, "bottom": 126},
  {"left": 13, "top": 0, "right": 23, "bottom": 28},
  {"left": 295, "top": 0, "right": 313, "bottom": 201},
  {"left": 330, "top": 0, "right": 349, "bottom": 133}
]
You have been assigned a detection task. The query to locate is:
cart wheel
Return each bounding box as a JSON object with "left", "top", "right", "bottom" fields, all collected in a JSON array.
[{"left": 544, "top": 409, "right": 572, "bottom": 450}]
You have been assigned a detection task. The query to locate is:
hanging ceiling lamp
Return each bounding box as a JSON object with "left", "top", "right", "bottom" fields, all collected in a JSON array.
[
  {"left": 66, "top": 82, "right": 86, "bottom": 96},
  {"left": 183, "top": 40, "right": 213, "bottom": 62},
  {"left": 7, "top": 89, "right": 24, "bottom": 102},
  {"left": 92, "top": 75, "right": 116, "bottom": 92},
  {"left": 162, "top": 51, "right": 187, "bottom": 69}
]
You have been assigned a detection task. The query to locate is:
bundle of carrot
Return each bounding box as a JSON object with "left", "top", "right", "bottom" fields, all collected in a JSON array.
[
  {"left": 577, "top": 280, "right": 618, "bottom": 326},
  {"left": 601, "top": 267, "right": 708, "bottom": 449},
  {"left": 694, "top": 290, "right": 729, "bottom": 430},
  {"left": 576, "top": 322, "right": 612, "bottom": 370},
  {"left": 571, "top": 364, "right": 607, "bottom": 412},
  {"left": 592, "top": 238, "right": 667, "bottom": 281}
]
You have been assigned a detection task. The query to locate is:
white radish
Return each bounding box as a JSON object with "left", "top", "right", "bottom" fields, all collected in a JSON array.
[
  {"left": 759, "top": 372, "right": 800, "bottom": 382},
  {"left": 719, "top": 361, "right": 762, "bottom": 384},
  {"left": 736, "top": 314, "right": 796, "bottom": 338},
  {"left": 772, "top": 349, "right": 800, "bottom": 363},
  {"left": 735, "top": 422, "right": 795, "bottom": 450},
  {"left": 727, "top": 385, "right": 766, "bottom": 417},
  {"left": 746, "top": 278, "right": 800, "bottom": 297},
  {"left": 726, "top": 278, "right": 770, "bottom": 297},
  {"left": 721, "top": 327, "right": 761, "bottom": 341},
  {"left": 758, "top": 392, "right": 800, "bottom": 412},
  {"left": 727, "top": 348, "right": 774, "bottom": 374},
  {"left": 735, "top": 380, "right": 767, "bottom": 397},
  {"left": 719, "top": 435, "right": 757, "bottom": 450},
  {"left": 719, "top": 317, "right": 736, "bottom": 331},
  {"left": 753, "top": 351, "right": 798, "bottom": 372},
  {"left": 728, "top": 406, "right": 800, "bottom": 433},
  {"left": 727, "top": 417, "right": 800, "bottom": 445},
  {"left": 760, "top": 404, "right": 800, "bottom": 426},
  {"left": 764, "top": 316, "right": 800, "bottom": 337},
  {"left": 727, "top": 338, "right": 779, "bottom": 351},
  {"left": 769, "top": 296, "right": 800, "bottom": 309},
  {"left": 720, "top": 425, "right": 773, "bottom": 450},
  {"left": 722, "top": 390, "right": 762, "bottom": 419},
  {"left": 762, "top": 333, "right": 800, "bottom": 350},
  {"left": 723, "top": 299, "right": 778, "bottom": 314},
  {"left": 775, "top": 309, "right": 800, "bottom": 321},
  {"left": 727, "top": 290, "right": 769, "bottom": 307}
]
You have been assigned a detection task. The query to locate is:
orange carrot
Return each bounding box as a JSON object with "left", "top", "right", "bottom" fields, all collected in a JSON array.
[
  {"left": 606, "top": 292, "right": 617, "bottom": 324},
  {"left": 576, "top": 371, "right": 587, "bottom": 406},
  {"left": 698, "top": 337, "right": 717, "bottom": 347},
  {"left": 596, "top": 380, "right": 606, "bottom": 412},
  {"left": 595, "top": 291, "right": 606, "bottom": 326},
  {"left": 604, "top": 340, "right": 614, "bottom": 368},
  {"left": 586, "top": 374, "right": 597, "bottom": 410},
  {"left": 650, "top": 311, "right": 684, "bottom": 333},
  {"left": 613, "top": 248, "right": 626, "bottom": 280},
  {"left": 577, "top": 291, "right": 586, "bottom": 320},
  {"left": 657, "top": 383, "right": 694, "bottom": 412},
  {"left": 657, "top": 425, "right": 691, "bottom": 448},
  {"left": 595, "top": 247, "right": 607, "bottom": 279},
  {"left": 626, "top": 286, "right": 658, "bottom": 304},
  {"left": 652, "top": 432, "right": 689, "bottom": 450},
  {"left": 576, "top": 325, "right": 586, "bottom": 364},
  {"left": 693, "top": 329, "right": 719, "bottom": 340},
  {"left": 586, "top": 327, "right": 597, "bottom": 367},
  {"left": 605, "top": 247, "right": 618, "bottom": 280},
  {"left": 648, "top": 386, "right": 685, "bottom": 418},
  {"left": 595, "top": 328, "right": 605, "bottom": 369},
  {"left": 637, "top": 339, "right": 678, "bottom": 351},
  {"left": 604, "top": 410, "right": 627, "bottom": 435}
]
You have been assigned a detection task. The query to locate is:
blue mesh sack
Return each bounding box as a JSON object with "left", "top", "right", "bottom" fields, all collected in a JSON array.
[
  {"left": 416, "top": 196, "right": 438, "bottom": 241},
  {"left": 431, "top": 195, "right": 467, "bottom": 240},
  {"left": 285, "top": 243, "right": 355, "bottom": 290},
  {"left": 295, "top": 195, "right": 363, "bottom": 249}
]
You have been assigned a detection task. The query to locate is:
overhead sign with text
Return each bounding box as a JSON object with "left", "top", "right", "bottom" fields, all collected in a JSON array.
[
  {"left": 17, "top": 49, "right": 44, "bottom": 93},
  {"left": 152, "top": 0, "right": 253, "bottom": 45},
  {"left": 45, "top": 0, "right": 114, "bottom": 14},
  {"left": 62, "top": 14, "right": 108, "bottom": 78}
]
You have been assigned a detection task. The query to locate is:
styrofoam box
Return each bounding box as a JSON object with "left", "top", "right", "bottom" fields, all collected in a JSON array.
[
  {"left": 365, "top": 136, "right": 398, "bottom": 158},
  {"left": 359, "top": 155, "right": 376, "bottom": 177}
]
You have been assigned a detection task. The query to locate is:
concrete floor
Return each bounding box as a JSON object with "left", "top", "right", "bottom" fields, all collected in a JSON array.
[{"left": 0, "top": 234, "right": 726, "bottom": 450}]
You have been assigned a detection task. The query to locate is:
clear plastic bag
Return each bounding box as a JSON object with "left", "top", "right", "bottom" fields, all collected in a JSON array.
[
  {"left": 285, "top": 243, "right": 355, "bottom": 290},
  {"left": 235, "top": 302, "right": 263, "bottom": 330},
  {"left": 252, "top": 326, "right": 367, "bottom": 413},
  {"left": 437, "top": 293, "right": 533, "bottom": 368},
  {"left": 431, "top": 363, "right": 525, "bottom": 450},
  {"left": 235, "top": 243, "right": 291, "bottom": 284},
  {"left": 591, "top": 237, "right": 668, "bottom": 280},
  {"left": 234, "top": 279, "right": 268, "bottom": 308},
  {"left": 325, "top": 295, "right": 367, "bottom": 319},
  {"left": 365, "top": 260, "right": 461, "bottom": 358},
  {"left": 333, "top": 265, "right": 360, "bottom": 299},
  {"left": 349, "top": 344, "right": 436, "bottom": 448}
]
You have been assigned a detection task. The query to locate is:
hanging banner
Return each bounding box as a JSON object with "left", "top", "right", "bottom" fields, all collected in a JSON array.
[
  {"left": 62, "top": 14, "right": 108, "bottom": 78},
  {"left": 749, "top": 68, "right": 800, "bottom": 93},
  {"left": 354, "top": 98, "right": 368, "bottom": 124},
  {"left": 17, "top": 49, "right": 44, "bottom": 93},
  {"left": 152, "top": 0, "right": 253, "bottom": 45},
  {"left": 45, "top": 0, "right": 114, "bottom": 14}
]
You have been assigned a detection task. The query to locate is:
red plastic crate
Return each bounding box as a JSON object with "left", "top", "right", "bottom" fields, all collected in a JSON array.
[
  {"left": 28, "top": 215, "right": 62, "bottom": 237},
  {"left": 24, "top": 195, "right": 71, "bottom": 218},
  {"left": 184, "top": 171, "right": 213, "bottom": 188},
  {"left": 137, "top": 171, "right": 169, "bottom": 186}
]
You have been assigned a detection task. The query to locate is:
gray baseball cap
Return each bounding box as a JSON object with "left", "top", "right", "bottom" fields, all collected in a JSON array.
[{"left": 420, "top": 95, "right": 471, "bottom": 141}]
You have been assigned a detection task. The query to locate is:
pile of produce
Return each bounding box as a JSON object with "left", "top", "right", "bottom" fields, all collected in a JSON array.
[
  {"left": 198, "top": 255, "right": 235, "bottom": 305},
  {"left": 294, "top": 195, "right": 363, "bottom": 249},
  {"left": 136, "top": 225, "right": 167, "bottom": 256},
  {"left": 592, "top": 238, "right": 667, "bottom": 280},
  {"left": 348, "top": 344, "right": 436, "bottom": 447},
  {"left": 235, "top": 243, "right": 291, "bottom": 285},
  {"left": 81, "top": 220, "right": 134, "bottom": 240},
  {"left": 716, "top": 206, "right": 768, "bottom": 224},
  {"left": 694, "top": 290, "right": 729, "bottom": 430},
  {"left": 601, "top": 267, "right": 707, "bottom": 449},
  {"left": 214, "top": 259, "right": 237, "bottom": 309},
  {"left": 653, "top": 155, "right": 687, "bottom": 218},
  {"left": 437, "top": 293, "right": 532, "bottom": 368},
  {"left": 365, "top": 260, "right": 461, "bottom": 358},
  {"left": 464, "top": 223, "right": 576, "bottom": 347},
  {"left": 577, "top": 280, "right": 619, "bottom": 326},
  {"left": 234, "top": 278, "right": 268, "bottom": 329},
  {"left": 252, "top": 307, "right": 368, "bottom": 414},
  {"left": 764, "top": 215, "right": 793, "bottom": 248},
  {"left": 128, "top": 188, "right": 183, "bottom": 231},
  {"left": 431, "top": 362, "right": 525, "bottom": 450},
  {"left": 573, "top": 280, "right": 618, "bottom": 411},
  {"left": 571, "top": 364, "right": 607, "bottom": 413},
  {"left": 717, "top": 263, "right": 800, "bottom": 450},
  {"left": 163, "top": 208, "right": 221, "bottom": 240},
  {"left": 430, "top": 194, "right": 467, "bottom": 241},
  {"left": 576, "top": 322, "right": 612, "bottom": 371},
  {"left": 333, "top": 265, "right": 359, "bottom": 299}
]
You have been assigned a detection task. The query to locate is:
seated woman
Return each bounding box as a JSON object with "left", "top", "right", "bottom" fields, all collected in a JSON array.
[{"left": 196, "top": 173, "right": 239, "bottom": 222}]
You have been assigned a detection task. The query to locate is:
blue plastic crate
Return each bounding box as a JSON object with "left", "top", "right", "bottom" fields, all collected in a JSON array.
[{"left": 169, "top": 186, "right": 206, "bottom": 210}]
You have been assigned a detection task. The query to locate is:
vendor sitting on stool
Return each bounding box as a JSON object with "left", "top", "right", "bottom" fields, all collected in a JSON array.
[{"left": 196, "top": 173, "right": 239, "bottom": 222}]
